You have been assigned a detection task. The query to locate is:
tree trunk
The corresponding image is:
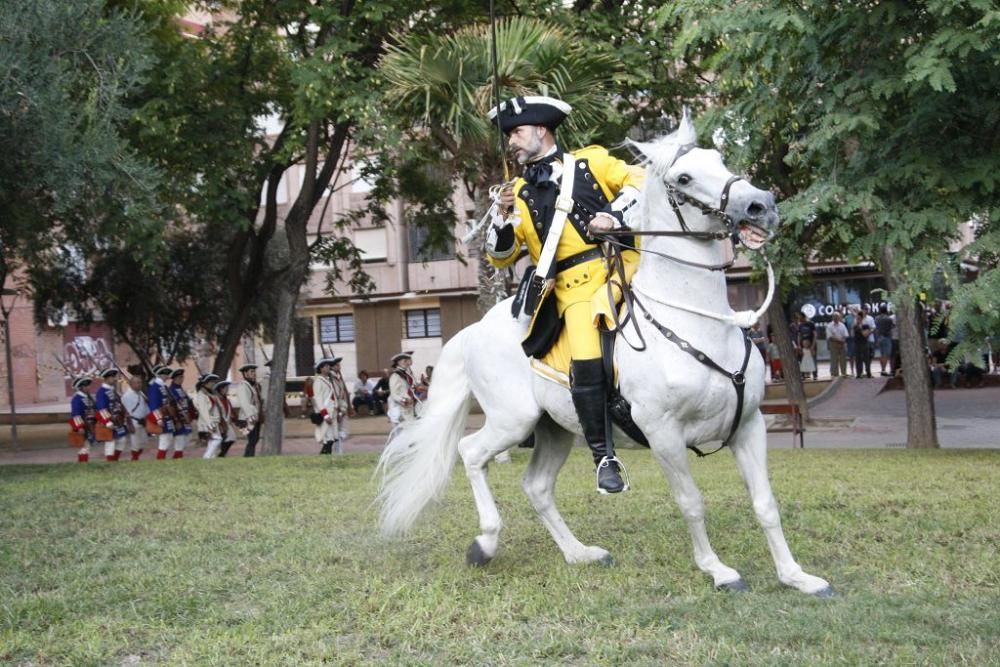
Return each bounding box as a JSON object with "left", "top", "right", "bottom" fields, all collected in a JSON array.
[
  {"left": 212, "top": 301, "right": 255, "bottom": 377},
  {"left": 259, "top": 278, "right": 298, "bottom": 456},
  {"left": 881, "top": 246, "right": 939, "bottom": 448},
  {"left": 766, "top": 295, "right": 809, "bottom": 421}
]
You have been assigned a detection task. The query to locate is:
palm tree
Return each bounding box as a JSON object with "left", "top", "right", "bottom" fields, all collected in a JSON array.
[{"left": 380, "top": 16, "right": 622, "bottom": 309}]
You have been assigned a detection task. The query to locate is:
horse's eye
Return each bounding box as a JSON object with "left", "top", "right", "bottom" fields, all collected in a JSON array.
[{"left": 677, "top": 174, "right": 692, "bottom": 186}]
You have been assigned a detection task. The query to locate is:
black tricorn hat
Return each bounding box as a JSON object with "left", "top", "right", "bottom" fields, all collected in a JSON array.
[{"left": 487, "top": 95, "right": 572, "bottom": 134}]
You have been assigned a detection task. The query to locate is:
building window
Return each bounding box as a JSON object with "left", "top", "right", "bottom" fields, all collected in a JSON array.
[
  {"left": 318, "top": 314, "right": 355, "bottom": 343},
  {"left": 353, "top": 227, "right": 388, "bottom": 262},
  {"left": 409, "top": 224, "right": 454, "bottom": 262},
  {"left": 404, "top": 309, "right": 441, "bottom": 338}
]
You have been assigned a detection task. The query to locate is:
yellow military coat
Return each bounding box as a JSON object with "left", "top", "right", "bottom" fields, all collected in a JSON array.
[{"left": 489, "top": 145, "right": 643, "bottom": 321}]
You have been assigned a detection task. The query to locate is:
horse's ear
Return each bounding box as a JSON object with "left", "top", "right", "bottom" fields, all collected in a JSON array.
[
  {"left": 625, "top": 138, "right": 653, "bottom": 162},
  {"left": 677, "top": 106, "right": 697, "bottom": 145}
]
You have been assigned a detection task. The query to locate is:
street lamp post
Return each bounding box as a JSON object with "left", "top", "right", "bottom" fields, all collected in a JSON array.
[{"left": 1, "top": 287, "right": 18, "bottom": 448}]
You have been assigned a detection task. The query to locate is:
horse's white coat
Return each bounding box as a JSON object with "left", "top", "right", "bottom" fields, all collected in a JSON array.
[{"left": 377, "top": 113, "right": 830, "bottom": 595}]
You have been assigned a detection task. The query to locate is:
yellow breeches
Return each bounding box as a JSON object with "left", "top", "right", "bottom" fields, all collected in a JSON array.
[{"left": 563, "top": 302, "right": 603, "bottom": 360}]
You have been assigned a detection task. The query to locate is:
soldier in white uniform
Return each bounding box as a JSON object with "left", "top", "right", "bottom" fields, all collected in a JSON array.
[
  {"left": 236, "top": 364, "right": 263, "bottom": 456},
  {"left": 387, "top": 351, "right": 417, "bottom": 425},
  {"left": 194, "top": 373, "right": 223, "bottom": 459},
  {"left": 214, "top": 379, "right": 237, "bottom": 457},
  {"left": 311, "top": 357, "right": 348, "bottom": 454}
]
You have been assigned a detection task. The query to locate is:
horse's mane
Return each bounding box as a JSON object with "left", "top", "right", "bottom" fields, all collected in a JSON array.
[
  {"left": 626, "top": 111, "right": 698, "bottom": 178},
  {"left": 624, "top": 115, "right": 698, "bottom": 231}
]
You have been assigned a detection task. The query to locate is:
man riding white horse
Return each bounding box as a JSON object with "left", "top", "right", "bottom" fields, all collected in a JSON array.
[{"left": 485, "top": 95, "right": 644, "bottom": 493}]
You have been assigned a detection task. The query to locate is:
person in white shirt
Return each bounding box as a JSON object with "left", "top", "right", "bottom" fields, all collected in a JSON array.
[
  {"left": 194, "top": 373, "right": 224, "bottom": 459},
  {"left": 120, "top": 373, "right": 150, "bottom": 461},
  {"left": 825, "top": 312, "right": 849, "bottom": 377}
]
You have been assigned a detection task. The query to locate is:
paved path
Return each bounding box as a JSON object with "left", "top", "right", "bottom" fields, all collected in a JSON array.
[{"left": 2, "top": 379, "right": 998, "bottom": 465}]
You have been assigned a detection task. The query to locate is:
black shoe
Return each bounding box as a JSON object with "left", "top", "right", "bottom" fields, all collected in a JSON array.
[
  {"left": 597, "top": 460, "right": 625, "bottom": 494},
  {"left": 319, "top": 441, "right": 333, "bottom": 455}
]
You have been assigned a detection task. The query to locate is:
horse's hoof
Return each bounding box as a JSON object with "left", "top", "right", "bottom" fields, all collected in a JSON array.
[
  {"left": 466, "top": 540, "right": 492, "bottom": 567},
  {"left": 599, "top": 554, "right": 615, "bottom": 568},
  {"left": 812, "top": 585, "right": 835, "bottom": 599},
  {"left": 716, "top": 578, "right": 750, "bottom": 593}
]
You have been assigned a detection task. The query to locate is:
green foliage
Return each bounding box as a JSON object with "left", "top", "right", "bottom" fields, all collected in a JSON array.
[
  {"left": 382, "top": 16, "right": 621, "bottom": 152},
  {"left": 1, "top": 450, "right": 998, "bottom": 664},
  {"left": 669, "top": 0, "right": 1000, "bottom": 324},
  {"left": 0, "top": 0, "right": 163, "bottom": 288}
]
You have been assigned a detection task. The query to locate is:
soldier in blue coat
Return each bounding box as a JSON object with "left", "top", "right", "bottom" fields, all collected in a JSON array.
[
  {"left": 95, "top": 368, "right": 129, "bottom": 462},
  {"left": 69, "top": 377, "right": 97, "bottom": 463},
  {"left": 169, "top": 368, "right": 195, "bottom": 459},
  {"left": 147, "top": 365, "right": 177, "bottom": 460}
]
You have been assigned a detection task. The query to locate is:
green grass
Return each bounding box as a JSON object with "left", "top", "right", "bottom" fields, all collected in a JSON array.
[{"left": 1, "top": 449, "right": 998, "bottom": 666}]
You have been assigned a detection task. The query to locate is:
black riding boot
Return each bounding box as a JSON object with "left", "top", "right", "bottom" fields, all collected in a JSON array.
[{"left": 570, "top": 358, "right": 625, "bottom": 494}]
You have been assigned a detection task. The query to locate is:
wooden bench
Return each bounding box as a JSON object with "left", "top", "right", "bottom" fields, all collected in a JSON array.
[{"left": 760, "top": 402, "right": 805, "bottom": 448}]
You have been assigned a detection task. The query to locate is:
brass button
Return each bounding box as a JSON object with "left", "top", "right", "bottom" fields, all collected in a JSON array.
[
  {"left": 578, "top": 162, "right": 585, "bottom": 169},
  {"left": 593, "top": 183, "right": 599, "bottom": 190}
]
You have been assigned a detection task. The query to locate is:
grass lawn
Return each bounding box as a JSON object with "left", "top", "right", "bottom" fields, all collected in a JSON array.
[{"left": 1, "top": 448, "right": 998, "bottom": 666}]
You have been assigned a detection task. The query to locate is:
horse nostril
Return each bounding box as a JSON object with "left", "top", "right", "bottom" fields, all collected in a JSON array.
[{"left": 747, "top": 201, "right": 766, "bottom": 217}]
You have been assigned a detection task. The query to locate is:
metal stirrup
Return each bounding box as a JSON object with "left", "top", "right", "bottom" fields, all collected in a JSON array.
[{"left": 596, "top": 455, "right": 630, "bottom": 494}]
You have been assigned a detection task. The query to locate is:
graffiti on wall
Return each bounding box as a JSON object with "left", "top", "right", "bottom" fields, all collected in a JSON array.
[{"left": 61, "top": 336, "right": 115, "bottom": 377}]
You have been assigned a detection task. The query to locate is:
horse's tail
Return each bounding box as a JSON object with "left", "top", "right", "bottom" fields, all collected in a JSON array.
[{"left": 376, "top": 327, "right": 472, "bottom": 537}]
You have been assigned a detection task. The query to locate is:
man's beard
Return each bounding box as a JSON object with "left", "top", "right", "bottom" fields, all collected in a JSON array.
[{"left": 511, "top": 133, "right": 544, "bottom": 164}]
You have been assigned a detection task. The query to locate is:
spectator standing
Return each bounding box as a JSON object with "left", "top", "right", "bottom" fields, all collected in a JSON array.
[
  {"left": 861, "top": 306, "right": 877, "bottom": 371},
  {"left": 825, "top": 312, "right": 849, "bottom": 377},
  {"left": 121, "top": 372, "right": 150, "bottom": 460},
  {"left": 795, "top": 312, "right": 818, "bottom": 380},
  {"left": 748, "top": 322, "right": 767, "bottom": 364},
  {"left": 766, "top": 336, "right": 782, "bottom": 381},
  {"left": 853, "top": 311, "right": 874, "bottom": 378},
  {"left": 875, "top": 306, "right": 895, "bottom": 376},
  {"left": 843, "top": 307, "right": 857, "bottom": 376}
]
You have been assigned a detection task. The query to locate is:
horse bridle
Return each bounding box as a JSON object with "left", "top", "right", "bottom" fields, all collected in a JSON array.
[{"left": 595, "top": 143, "right": 748, "bottom": 272}]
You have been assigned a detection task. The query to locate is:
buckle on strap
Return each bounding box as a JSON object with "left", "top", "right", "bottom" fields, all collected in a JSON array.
[
  {"left": 731, "top": 370, "right": 746, "bottom": 386},
  {"left": 555, "top": 194, "right": 574, "bottom": 213}
]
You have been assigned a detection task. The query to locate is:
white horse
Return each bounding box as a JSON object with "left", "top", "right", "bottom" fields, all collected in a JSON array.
[{"left": 377, "top": 113, "right": 832, "bottom": 597}]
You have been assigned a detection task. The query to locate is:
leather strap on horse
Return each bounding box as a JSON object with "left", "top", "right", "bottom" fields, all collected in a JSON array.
[{"left": 632, "top": 292, "right": 754, "bottom": 457}]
